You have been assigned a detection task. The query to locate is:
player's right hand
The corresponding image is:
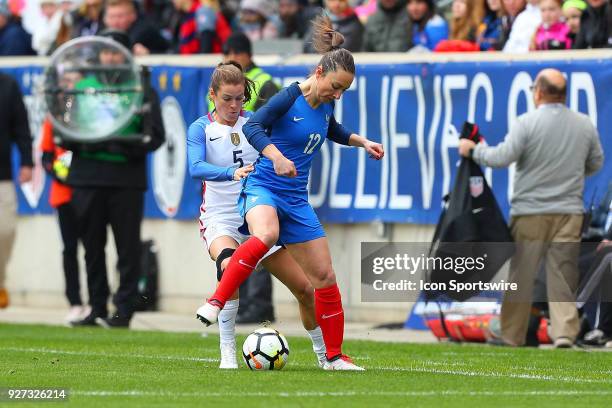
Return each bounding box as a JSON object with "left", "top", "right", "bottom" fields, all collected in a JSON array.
[
  {"left": 233, "top": 163, "right": 254, "bottom": 180},
  {"left": 273, "top": 157, "right": 297, "bottom": 178}
]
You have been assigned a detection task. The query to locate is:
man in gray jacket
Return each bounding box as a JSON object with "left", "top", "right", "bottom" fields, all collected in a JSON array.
[
  {"left": 459, "top": 68, "right": 604, "bottom": 348},
  {"left": 362, "top": 0, "right": 412, "bottom": 52}
]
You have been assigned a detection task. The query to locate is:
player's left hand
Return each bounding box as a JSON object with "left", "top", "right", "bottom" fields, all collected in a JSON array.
[{"left": 364, "top": 141, "right": 384, "bottom": 160}]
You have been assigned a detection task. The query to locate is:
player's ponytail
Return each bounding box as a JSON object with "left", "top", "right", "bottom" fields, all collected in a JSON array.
[
  {"left": 209, "top": 62, "right": 255, "bottom": 104},
  {"left": 310, "top": 15, "right": 355, "bottom": 76}
]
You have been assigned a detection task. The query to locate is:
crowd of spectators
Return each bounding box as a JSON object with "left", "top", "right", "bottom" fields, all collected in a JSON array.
[{"left": 0, "top": 0, "right": 610, "bottom": 56}]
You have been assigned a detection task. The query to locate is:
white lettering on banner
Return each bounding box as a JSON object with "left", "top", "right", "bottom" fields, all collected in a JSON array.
[
  {"left": 389, "top": 76, "right": 413, "bottom": 209},
  {"left": 304, "top": 70, "right": 598, "bottom": 214},
  {"left": 507, "top": 72, "right": 535, "bottom": 202},
  {"left": 570, "top": 72, "right": 597, "bottom": 126},
  {"left": 329, "top": 90, "right": 352, "bottom": 208},
  {"left": 441, "top": 75, "right": 468, "bottom": 198},
  {"left": 419, "top": 76, "right": 441, "bottom": 209},
  {"left": 355, "top": 76, "right": 378, "bottom": 209},
  {"left": 468, "top": 72, "right": 494, "bottom": 186},
  {"left": 378, "top": 76, "right": 390, "bottom": 209}
]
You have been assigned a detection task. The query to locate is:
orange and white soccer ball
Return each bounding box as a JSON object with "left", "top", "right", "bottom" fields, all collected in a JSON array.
[{"left": 242, "top": 328, "right": 290, "bottom": 371}]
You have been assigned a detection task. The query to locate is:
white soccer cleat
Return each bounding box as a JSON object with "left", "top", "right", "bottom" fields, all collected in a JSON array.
[
  {"left": 323, "top": 355, "right": 365, "bottom": 371},
  {"left": 219, "top": 342, "right": 238, "bottom": 369},
  {"left": 196, "top": 302, "right": 221, "bottom": 327}
]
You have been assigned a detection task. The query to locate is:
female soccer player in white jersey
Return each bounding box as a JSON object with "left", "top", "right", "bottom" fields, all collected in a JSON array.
[
  {"left": 197, "top": 18, "right": 384, "bottom": 371},
  {"left": 187, "top": 62, "right": 326, "bottom": 369}
]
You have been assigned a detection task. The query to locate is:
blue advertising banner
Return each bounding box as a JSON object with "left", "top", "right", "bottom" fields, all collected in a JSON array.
[{"left": 4, "top": 58, "right": 611, "bottom": 224}]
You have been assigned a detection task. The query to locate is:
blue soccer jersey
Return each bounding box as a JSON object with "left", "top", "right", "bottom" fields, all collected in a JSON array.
[{"left": 243, "top": 82, "right": 352, "bottom": 196}]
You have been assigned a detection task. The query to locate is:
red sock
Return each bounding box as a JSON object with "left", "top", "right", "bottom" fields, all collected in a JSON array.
[
  {"left": 209, "top": 237, "right": 269, "bottom": 308},
  {"left": 314, "top": 283, "right": 344, "bottom": 360}
]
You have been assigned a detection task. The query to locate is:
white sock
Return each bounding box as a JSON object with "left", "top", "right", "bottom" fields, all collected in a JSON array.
[
  {"left": 218, "top": 299, "right": 239, "bottom": 346},
  {"left": 307, "top": 326, "right": 326, "bottom": 359}
]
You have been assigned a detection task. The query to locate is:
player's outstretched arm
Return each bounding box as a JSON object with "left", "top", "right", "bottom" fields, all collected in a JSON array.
[
  {"left": 327, "top": 114, "right": 384, "bottom": 160},
  {"left": 348, "top": 134, "right": 384, "bottom": 160}
]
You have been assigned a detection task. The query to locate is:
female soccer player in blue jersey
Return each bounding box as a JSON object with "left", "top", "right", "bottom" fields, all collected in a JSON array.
[
  {"left": 188, "top": 62, "right": 327, "bottom": 369},
  {"left": 197, "top": 18, "right": 384, "bottom": 371}
]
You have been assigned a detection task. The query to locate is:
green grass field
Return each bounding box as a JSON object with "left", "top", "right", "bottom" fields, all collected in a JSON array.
[{"left": 1, "top": 323, "right": 611, "bottom": 407}]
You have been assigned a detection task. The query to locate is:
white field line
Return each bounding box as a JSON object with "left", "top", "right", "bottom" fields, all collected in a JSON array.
[
  {"left": 2, "top": 347, "right": 217, "bottom": 363},
  {"left": 356, "top": 354, "right": 612, "bottom": 376},
  {"left": 72, "top": 390, "right": 612, "bottom": 398},
  {"left": 442, "top": 352, "right": 515, "bottom": 357},
  {"left": 4, "top": 346, "right": 611, "bottom": 384},
  {"left": 376, "top": 365, "right": 612, "bottom": 384}
]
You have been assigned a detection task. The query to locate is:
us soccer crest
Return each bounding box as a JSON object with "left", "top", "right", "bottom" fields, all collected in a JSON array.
[
  {"left": 231, "top": 132, "right": 240, "bottom": 146},
  {"left": 470, "top": 176, "right": 484, "bottom": 198}
]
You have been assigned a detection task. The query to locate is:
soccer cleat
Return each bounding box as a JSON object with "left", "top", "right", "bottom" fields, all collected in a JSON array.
[
  {"left": 323, "top": 354, "right": 365, "bottom": 371},
  {"left": 196, "top": 301, "right": 222, "bottom": 326},
  {"left": 219, "top": 342, "right": 238, "bottom": 369}
]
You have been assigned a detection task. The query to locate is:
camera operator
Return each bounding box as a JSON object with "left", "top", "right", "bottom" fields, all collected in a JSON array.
[{"left": 63, "top": 29, "right": 165, "bottom": 328}]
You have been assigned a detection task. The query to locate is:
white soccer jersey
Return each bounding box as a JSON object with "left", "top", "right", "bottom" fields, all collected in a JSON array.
[{"left": 193, "top": 113, "right": 260, "bottom": 230}]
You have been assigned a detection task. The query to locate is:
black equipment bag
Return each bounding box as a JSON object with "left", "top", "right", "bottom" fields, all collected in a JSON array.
[{"left": 425, "top": 123, "right": 515, "bottom": 301}]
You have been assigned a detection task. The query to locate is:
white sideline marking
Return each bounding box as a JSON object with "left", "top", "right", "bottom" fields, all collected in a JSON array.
[
  {"left": 73, "top": 390, "right": 612, "bottom": 398},
  {"left": 3, "top": 347, "right": 217, "bottom": 363},
  {"left": 442, "top": 351, "right": 514, "bottom": 357},
  {"left": 5, "top": 347, "right": 611, "bottom": 385},
  {"left": 376, "top": 365, "right": 612, "bottom": 384}
]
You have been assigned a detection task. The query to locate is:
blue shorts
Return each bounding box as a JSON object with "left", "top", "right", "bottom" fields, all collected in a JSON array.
[{"left": 237, "top": 183, "right": 326, "bottom": 245}]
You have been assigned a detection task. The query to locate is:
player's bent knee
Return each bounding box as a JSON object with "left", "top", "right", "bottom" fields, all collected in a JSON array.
[
  {"left": 310, "top": 268, "right": 336, "bottom": 288},
  {"left": 252, "top": 230, "right": 279, "bottom": 248}
]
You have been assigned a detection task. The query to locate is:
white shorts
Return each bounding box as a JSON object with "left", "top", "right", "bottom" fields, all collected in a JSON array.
[
  {"left": 201, "top": 214, "right": 246, "bottom": 250},
  {"left": 200, "top": 214, "right": 281, "bottom": 260}
]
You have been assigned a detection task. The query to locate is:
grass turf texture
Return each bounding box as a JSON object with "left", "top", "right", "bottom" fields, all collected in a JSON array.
[{"left": 1, "top": 323, "right": 611, "bottom": 407}]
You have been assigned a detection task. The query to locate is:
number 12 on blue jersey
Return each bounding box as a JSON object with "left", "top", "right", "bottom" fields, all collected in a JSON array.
[{"left": 304, "top": 133, "right": 321, "bottom": 154}]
